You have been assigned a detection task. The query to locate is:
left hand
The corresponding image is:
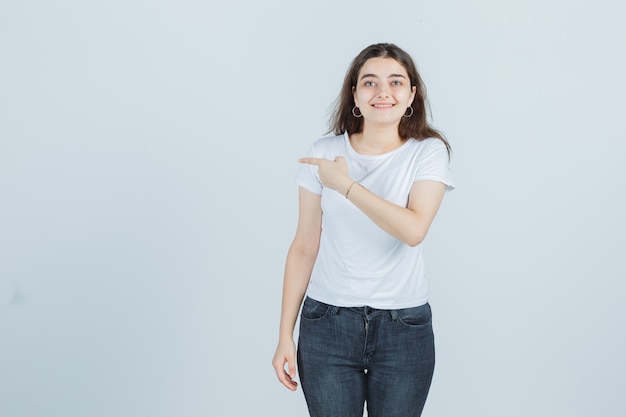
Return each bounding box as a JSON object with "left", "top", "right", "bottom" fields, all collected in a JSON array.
[{"left": 299, "top": 156, "right": 352, "bottom": 194}]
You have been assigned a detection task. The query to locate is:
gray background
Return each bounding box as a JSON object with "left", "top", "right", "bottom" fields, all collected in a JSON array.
[{"left": 1, "top": 0, "right": 625, "bottom": 416}]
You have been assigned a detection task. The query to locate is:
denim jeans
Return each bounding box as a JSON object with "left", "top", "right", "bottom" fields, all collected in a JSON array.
[{"left": 297, "top": 297, "right": 435, "bottom": 417}]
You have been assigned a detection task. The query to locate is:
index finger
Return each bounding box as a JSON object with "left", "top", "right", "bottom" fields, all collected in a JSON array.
[
  {"left": 273, "top": 358, "right": 298, "bottom": 391},
  {"left": 298, "top": 157, "right": 324, "bottom": 165}
]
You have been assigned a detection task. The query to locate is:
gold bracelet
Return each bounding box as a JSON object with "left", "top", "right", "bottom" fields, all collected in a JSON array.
[{"left": 345, "top": 181, "right": 357, "bottom": 199}]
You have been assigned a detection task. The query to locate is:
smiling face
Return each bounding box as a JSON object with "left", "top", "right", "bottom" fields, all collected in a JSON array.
[{"left": 353, "top": 57, "right": 416, "bottom": 129}]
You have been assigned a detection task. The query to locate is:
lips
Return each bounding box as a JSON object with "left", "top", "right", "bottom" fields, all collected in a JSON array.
[{"left": 372, "top": 103, "right": 394, "bottom": 109}]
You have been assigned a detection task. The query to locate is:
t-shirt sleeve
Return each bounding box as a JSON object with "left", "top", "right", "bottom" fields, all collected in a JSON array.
[
  {"left": 294, "top": 144, "right": 323, "bottom": 194},
  {"left": 413, "top": 139, "right": 455, "bottom": 191}
]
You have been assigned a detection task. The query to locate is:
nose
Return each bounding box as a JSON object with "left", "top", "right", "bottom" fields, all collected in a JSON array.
[{"left": 376, "top": 83, "right": 390, "bottom": 98}]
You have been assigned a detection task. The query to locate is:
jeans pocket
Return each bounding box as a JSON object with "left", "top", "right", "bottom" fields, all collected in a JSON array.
[
  {"left": 395, "top": 303, "right": 432, "bottom": 328},
  {"left": 300, "top": 297, "right": 331, "bottom": 321}
]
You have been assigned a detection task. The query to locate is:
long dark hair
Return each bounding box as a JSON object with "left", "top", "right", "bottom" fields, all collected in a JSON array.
[{"left": 328, "top": 43, "right": 450, "bottom": 155}]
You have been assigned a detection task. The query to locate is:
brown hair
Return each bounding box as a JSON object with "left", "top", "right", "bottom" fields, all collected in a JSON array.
[{"left": 328, "top": 43, "right": 450, "bottom": 155}]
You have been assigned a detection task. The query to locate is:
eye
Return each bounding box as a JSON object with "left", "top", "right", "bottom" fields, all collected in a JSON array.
[
  {"left": 391, "top": 80, "right": 403, "bottom": 86},
  {"left": 364, "top": 81, "right": 375, "bottom": 87}
]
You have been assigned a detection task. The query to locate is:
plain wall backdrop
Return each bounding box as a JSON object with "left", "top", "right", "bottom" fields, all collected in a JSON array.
[{"left": 1, "top": 0, "right": 625, "bottom": 416}]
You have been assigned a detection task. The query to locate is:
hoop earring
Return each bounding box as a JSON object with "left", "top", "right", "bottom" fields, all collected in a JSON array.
[
  {"left": 352, "top": 107, "right": 363, "bottom": 118},
  {"left": 403, "top": 107, "right": 414, "bottom": 118}
]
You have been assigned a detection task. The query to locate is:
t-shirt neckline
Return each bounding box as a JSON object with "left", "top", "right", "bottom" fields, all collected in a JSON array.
[{"left": 343, "top": 131, "right": 412, "bottom": 160}]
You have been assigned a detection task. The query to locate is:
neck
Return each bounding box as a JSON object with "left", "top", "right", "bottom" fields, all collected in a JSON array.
[{"left": 351, "top": 123, "right": 403, "bottom": 155}]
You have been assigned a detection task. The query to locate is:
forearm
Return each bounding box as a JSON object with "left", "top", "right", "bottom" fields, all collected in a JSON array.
[
  {"left": 345, "top": 183, "right": 423, "bottom": 246},
  {"left": 278, "top": 245, "right": 318, "bottom": 340},
  {"left": 345, "top": 180, "right": 444, "bottom": 247}
]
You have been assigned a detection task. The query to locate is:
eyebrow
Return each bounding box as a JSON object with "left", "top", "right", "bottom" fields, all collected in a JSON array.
[{"left": 360, "top": 73, "right": 407, "bottom": 80}]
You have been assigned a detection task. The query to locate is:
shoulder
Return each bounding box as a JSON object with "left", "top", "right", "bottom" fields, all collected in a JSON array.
[
  {"left": 406, "top": 137, "right": 450, "bottom": 159},
  {"left": 407, "top": 137, "right": 447, "bottom": 150},
  {"left": 409, "top": 137, "right": 454, "bottom": 189},
  {"left": 311, "top": 133, "right": 345, "bottom": 148},
  {"left": 309, "top": 133, "right": 346, "bottom": 155}
]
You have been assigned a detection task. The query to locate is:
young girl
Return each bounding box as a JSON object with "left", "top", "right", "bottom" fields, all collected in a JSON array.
[{"left": 272, "top": 43, "right": 454, "bottom": 417}]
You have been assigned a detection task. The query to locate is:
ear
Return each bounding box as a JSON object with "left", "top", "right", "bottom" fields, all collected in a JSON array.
[
  {"left": 352, "top": 86, "right": 359, "bottom": 107},
  {"left": 408, "top": 85, "right": 416, "bottom": 106}
]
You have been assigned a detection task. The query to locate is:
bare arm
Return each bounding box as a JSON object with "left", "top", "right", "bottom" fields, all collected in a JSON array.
[
  {"left": 299, "top": 156, "right": 446, "bottom": 247},
  {"left": 272, "top": 187, "right": 322, "bottom": 391},
  {"left": 347, "top": 179, "right": 445, "bottom": 247}
]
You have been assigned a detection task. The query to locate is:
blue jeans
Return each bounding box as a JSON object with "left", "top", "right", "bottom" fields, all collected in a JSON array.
[{"left": 297, "top": 297, "right": 435, "bottom": 417}]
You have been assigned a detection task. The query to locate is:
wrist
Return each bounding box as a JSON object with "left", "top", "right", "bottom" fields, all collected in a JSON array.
[
  {"left": 278, "top": 327, "right": 294, "bottom": 340},
  {"left": 345, "top": 179, "right": 368, "bottom": 199},
  {"left": 278, "top": 334, "right": 294, "bottom": 344},
  {"left": 342, "top": 179, "right": 355, "bottom": 197}
]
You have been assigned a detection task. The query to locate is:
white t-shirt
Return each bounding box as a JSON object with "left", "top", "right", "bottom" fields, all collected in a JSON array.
[{"left": 295, "top": 132, "right": 454, "bottom": 309}]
